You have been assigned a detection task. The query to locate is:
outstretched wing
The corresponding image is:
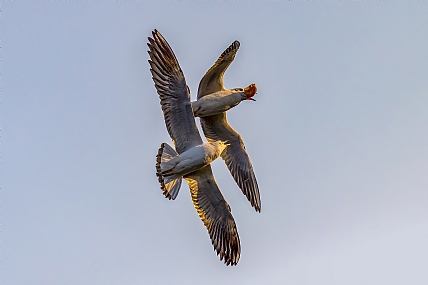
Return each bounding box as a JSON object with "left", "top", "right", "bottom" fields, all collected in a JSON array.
[
  {"left": 148, "top": 29, "right": 202, "bottom": 154},
  {"left": 197, "top": 40, "right": 240, "bottom": 99},
  {"left": 200, "top": 113, "right": 261, "bottom": 212},
  {"left": 185, "top": 165, "right": 241, "bottom": 266}
]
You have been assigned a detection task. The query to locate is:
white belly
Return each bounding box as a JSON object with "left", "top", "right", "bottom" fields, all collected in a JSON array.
[
  {"left": 192, "top": 91, "right": 241, "bottom": 117},
  {"left": 173, "top": 144, "right": 217, "bottom": 176}
]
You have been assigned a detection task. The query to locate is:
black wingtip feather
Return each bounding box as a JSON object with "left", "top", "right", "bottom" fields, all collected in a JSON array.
[
  {"left": 219, "top": 40, "right": 240, "bottom": 59},
  {"left": 209, "top": 219, "right": 240, "bottom": 266}
]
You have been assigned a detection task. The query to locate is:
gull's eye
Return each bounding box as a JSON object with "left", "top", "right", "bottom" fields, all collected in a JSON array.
[{"left": 233, "top": 88, "right": 244, "bottom": 92}]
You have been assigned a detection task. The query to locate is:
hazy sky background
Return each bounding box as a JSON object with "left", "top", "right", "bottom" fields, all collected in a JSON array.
[{"left": 2, "top": 2, "right": 428, "bottom": 284}]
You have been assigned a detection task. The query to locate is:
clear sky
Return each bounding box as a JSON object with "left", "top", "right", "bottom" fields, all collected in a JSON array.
[{"left": 2, "top": 2, "right": 428, "bottom": 284}]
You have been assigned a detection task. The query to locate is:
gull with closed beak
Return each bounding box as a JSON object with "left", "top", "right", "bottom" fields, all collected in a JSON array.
[{"left": 148, "top": 30, "right": 241, "bottom": 265}]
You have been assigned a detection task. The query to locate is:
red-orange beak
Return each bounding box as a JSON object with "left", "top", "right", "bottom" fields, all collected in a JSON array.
[{"left": 244, "top": 84, "right": 257, "bottom": 101}]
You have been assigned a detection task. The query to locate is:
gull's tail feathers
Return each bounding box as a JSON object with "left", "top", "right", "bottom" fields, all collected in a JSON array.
[{"left": 156, "top": 142, "right": 182, "bottom": 200}]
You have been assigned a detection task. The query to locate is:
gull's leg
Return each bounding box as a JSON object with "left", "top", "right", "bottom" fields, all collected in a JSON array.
[{"left": 193, "top": 106, "right": 201, "bottom": 117}]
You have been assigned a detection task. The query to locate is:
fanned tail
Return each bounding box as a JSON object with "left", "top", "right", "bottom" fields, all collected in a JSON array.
[{"left": 156, "top": 142, "right": 182, "bottom": 200}]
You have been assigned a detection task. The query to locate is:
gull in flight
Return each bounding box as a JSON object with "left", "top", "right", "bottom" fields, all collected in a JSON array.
[
  {"left": 193, "top": 40, "right": 261, "bottom": 212},
  {"left": 148, "top": 30, "right": 241, "bottom": 265}
]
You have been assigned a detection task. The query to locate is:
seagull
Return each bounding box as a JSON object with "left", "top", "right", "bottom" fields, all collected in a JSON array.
[
  {"left": 148, "top": 30, "right": 241, "bottom": 265},
  {"left": 191, "top": 41, "right": 257, "bottom": 118},
  {"left": 194, "top": 40, "right": 262, "bottom": 212}
]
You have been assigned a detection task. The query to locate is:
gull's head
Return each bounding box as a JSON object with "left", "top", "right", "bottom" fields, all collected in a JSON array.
[
  {"left": 243, "top": 83, "right": 257, "bottom": 101},
  {"left": 212, "top": 140, "right": 230, "bottom": 153}
]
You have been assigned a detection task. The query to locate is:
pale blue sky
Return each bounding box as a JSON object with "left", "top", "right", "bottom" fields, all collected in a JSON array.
[{"left": 2, "top": 2, "right": 428, "bottom": 284}]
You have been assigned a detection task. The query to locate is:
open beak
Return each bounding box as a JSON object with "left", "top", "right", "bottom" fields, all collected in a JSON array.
[{"left": 244, "top": 84, "right": 257, "bottom": 101}]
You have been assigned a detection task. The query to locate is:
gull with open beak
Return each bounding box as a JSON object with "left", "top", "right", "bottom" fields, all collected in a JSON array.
[
  {"left": 148, "top": 30, "right": 240, "bottom": 265},
  {"left": 194, "top": 40, "right": 262, "bottom": 212}
]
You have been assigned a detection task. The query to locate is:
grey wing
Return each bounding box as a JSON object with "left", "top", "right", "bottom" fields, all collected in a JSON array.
[
  {"left": 197, "top": 40, "right": 240, "bottom": 99},
  {"left": 148, "top": 30, "right": 203, "bottom": 154},
  {"left": 185, "top": 165, "right": 241, "bottom": 266},
  {"left": 200, "top": 113, "right": 261, "bottom": 212}
]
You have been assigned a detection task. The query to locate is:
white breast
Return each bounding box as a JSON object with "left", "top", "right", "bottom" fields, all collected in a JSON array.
[
  {"left": 173, "top": 143, "right": 223, "bottom": 175},
  {"left": 192, "top": 91, "right": 243, "bottom": 117}
]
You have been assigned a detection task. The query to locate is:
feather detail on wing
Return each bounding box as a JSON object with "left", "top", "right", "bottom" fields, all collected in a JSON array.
[
  {"left": 197, "top": 40, "right": 240, "bottom": 99},
  {"left": 200, "top": 113, "right": 261, "bottom": 212},
  {"left": 185, "top": 165, "right": 241, "bottom": 266},
  {"left": 148, "top": 30, "right": 202, "bottom": 153}
]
